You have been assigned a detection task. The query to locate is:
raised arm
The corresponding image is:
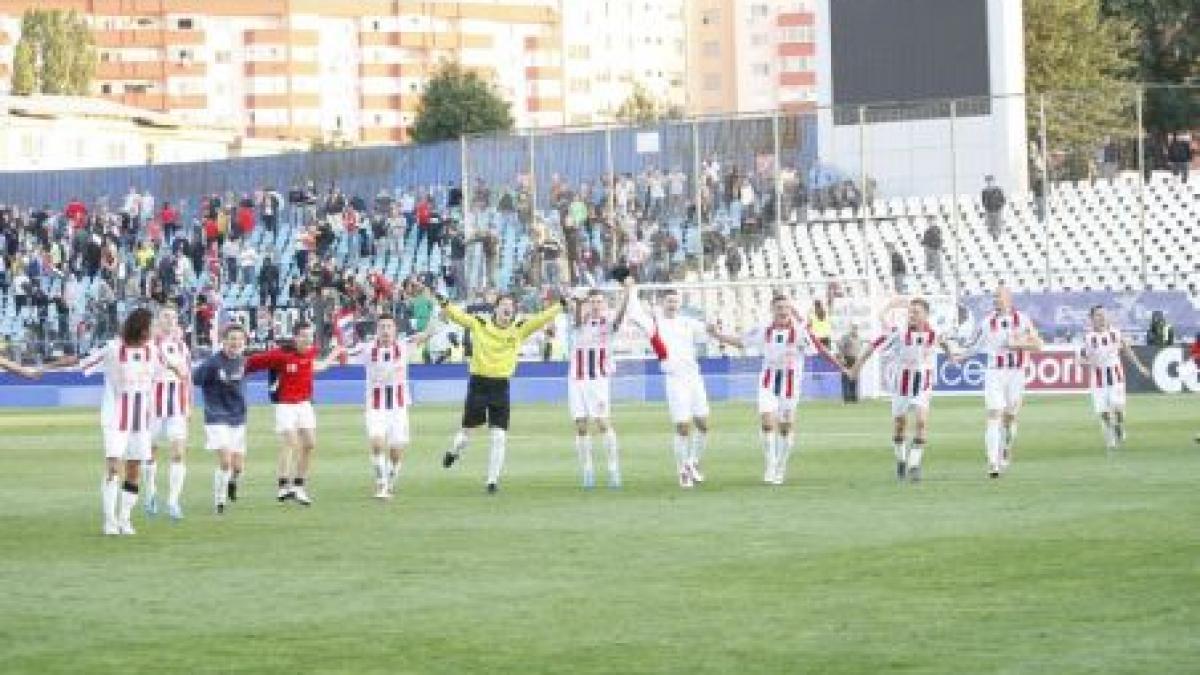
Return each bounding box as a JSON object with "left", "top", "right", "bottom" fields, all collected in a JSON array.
[
  {"left": 245, "top": 349, "right": 282, "bottom": 374},
  {"left": 848, "top": 337, "right": 884, "bottom": 381},
  {"left": 314, "top": 345, "right": 345, "bottom": 373},
  {"left": 1120, "top": 337, "right": 1150, "bottom": 377},
  {"left": 707, "top": 323, "right": 745, "bottom": 349},
  {"left": 438, "top": 296, "right": 477, "bottom": 330},
  {"left": 517, "top": 300, "right": 564, "bottom": 341}
]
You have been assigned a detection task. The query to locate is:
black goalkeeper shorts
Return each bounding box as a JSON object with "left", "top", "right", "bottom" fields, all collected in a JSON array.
[{"left": 462, "top": 375, "right": 511, "bottom": 430}]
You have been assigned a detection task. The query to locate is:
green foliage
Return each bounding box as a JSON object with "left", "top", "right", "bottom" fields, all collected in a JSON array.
[
  {"left": 613, "top": 82, "right": 682, "bottom": 126},
  {"left": 11, "top": 9, "right": 96, "bottom": 96},
  {"left": 410, "top": 62, "right": 514, "bottom": 143}
]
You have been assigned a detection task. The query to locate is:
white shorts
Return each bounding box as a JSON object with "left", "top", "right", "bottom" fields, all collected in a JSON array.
[
  {"left": 891, "top": 390, "right": 933, "bottom": 418},
  {"left": 1090, "top": 385, "right": 1126, "bottom": 415},
  {"left": 757, "top": 389, "right": 800, "bottom": 419},
  {"left": 205, "top": 424, "right": 247, "bottom": 454},
  {"left": 569, "top": 379, "right": 611, "bottom": 420},
  {"left": 366, "top": 408, "right": 410, "bottom": 447},
  {"left": 274, "top": 402, "right": 317, "bottom": 434},
  {"left": 151, "top": 415, "right": 188, "bottom": 443},
  {"left": 103, "top": 428, "right": 152, "bottom": 461},
  {"left": 665, "top": 372, "right": 710, "bottom": 424},
  {"left": 984, "top": 368, "right": 1026, "bottom": 411}
]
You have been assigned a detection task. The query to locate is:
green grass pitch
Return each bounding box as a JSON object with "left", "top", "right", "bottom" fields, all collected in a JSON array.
[{"left": 1, "top": 394, "right": 1197, "bottom": 674}]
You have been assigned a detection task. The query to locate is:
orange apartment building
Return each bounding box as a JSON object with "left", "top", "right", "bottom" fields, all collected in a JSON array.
[{"left": 0, "top": 0, "right": 565, "bottom": 144}]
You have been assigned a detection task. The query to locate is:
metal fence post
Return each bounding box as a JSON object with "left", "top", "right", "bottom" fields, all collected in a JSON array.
[
  {"left": 772, "top": 111, "right": 783, "bottom": 280},
  {"left": 528, "top": 131, "right": 538, "bottom": 219},
  {"left": 1135, "top": 85, "right": 1147, "bottom": 287},
  {"left": 605, "top": 124, "right": 615, "bottom": 266},
  {"left": 691, "top": 119, "right": 704, "bottom": 279},
  {"left": 460, "top": 134, "right": 470, "bottom": 228},
  {"left": 949, "top": 99, "right": 960, "bottom": 304},
  {"left": 858, "top": 105, "right": 869, "bottom": 284},
  {"left": 1039, "top": 93, "right": 1051, "bottom": 291}
]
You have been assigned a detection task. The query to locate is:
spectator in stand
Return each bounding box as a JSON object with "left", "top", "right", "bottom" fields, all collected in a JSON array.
[
  {"left": 222, "top": 239, "right": 240, "bottom": 284},
  {"left": 238, "top": 245, "right": 258, "bottom": 287},
  {"left": 1146, "top": 310, "right": 1174, "bottom": 346},
  {"left": 1167, "top": 133, "right": 1192, "bottom": 183},
  {"left": 413, "top": 195, "right": 432, "bottom": 268},
  {"left": 260, "top": 186, "right": 281, "bottom": 243},
  {"left": 838, "top": 324, "right": 862, "bottom": 404},
  {"left": 981, "top": 175, "right": 1006, "bottom": 239},
  {"left": 159, "top": 201, "right": 179, "bottom": 246},
  {"left": 446, "top": 222, "right": 467, "bottom": 298},
  {"left": 724, "top": 245, "right": 743, "bottom": 280},
  {"left": 65, "top": 197, "right": 87, "bottom": 230},
  {"left": 140, "top": 190, "right": 155, "bottom": 234},
  {"left": 921, "top": 218, "right": 944, "bottom": 280},
  {"left": 122, "top": 186, "right": 142, "bottom": 230},
  {"left": 295, "top": 225, "right": 314, "bottom": 276},
  {"left": 888, "top": 243, "right": 907, "bottom": 293},
  {"left": 258, "top": 255, "right": 279, "bottom": 308},
  {"left": 236, "top": 194, "right": 256, "bottom": 241}
]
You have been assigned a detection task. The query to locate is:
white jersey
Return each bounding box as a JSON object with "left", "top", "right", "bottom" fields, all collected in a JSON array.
[
  {"left": 569, "top": 315, "right": 616, "bottom": 381},
  {"left": 742, "top": 320, "right": 817, "bottom": 398},
  {"left": 968, "top": 309, "right": 1034, "bottom": 369},
  {"left": 1078, "top": 328, "right": 1125, "bottom": 388},
  {"left": 152, "top": 334, "right": 191, "bottom": 420},
  {"left": 873, "top": 325, "right": 941, "bottom": 397},
  {"left": 653, "top": 314, "right": 706, "bottom": 375},
  {"left": 348, "top": 339, "right": 413, "bottom": 410},
  {"left": 81, "top": 339, "right": 163, "bottom": 432}
]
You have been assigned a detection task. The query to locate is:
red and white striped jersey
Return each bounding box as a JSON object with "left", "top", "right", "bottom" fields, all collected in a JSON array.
[
  {"left": 569, "top": 315, "right": 616, "bottom": 381},
  {"left": 81, "top": 340, "right": 161, "bottom": 432},
  {"left": 874, "top": 326, "right": 940, "bottom": 397},
  {"left": 348, "top": 339, "right": 411, "bottom": 410},
  {"left": 968, "top": 310, "right": 1034, "bottom": 369},
  {"left": 1078, "top": 329, "right": 1125, "bottom": 388},
  {"left": 743, "top": 320, "right": 818, "bottom": 398},
  {"left": 153, "top": 334, "right": 191, "bottom": 419}
]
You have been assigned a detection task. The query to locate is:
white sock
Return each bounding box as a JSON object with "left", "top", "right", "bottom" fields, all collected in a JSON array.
[
  {"left": 761, "top": 431, "right": 777, "bottom": 473},
  {"left": 101, "top": 475, "right": 120, "bottom": 528},
  {"left": 603, "top": 429, "right": 620, "bottom": 475},
  {"left": 372, "top": 454, "right": 387, "bottom": 483},
  {"left": 451, "top": 430, "right": 469, "bottom": 456},
  {"left": 1005, "top": 422, "right": 1018, "bottom": 451},
  {"left": 893, "top": 438, "right": 908, "bottom": 463},
  {"left": 486, "top": 428, "right": 506, "bottom": 485},
  {"left": 985, "top": 419, "right": 1002, "bottom": 466},
  {"left": 908, "top": 440, "right": 925, "bottom": 468},
  {"left": 118, "top": 483, "right": 139, "bottom": 523},
  {"left": 213, "top": 468, "right": 230, "bottom": 506},
  {"left": 142, "top": 461, "right": 157, "bottom": 501},
  {"left": 777, "top": 432, "right": 794, "bottom": 474},
  {"left": 690, "top": 432, "right": 707, "bottom": 465},
  {"left": 168, "top": 462, "right": 186, "bottom": 507},
  {"left": 575, "top": 435, "right": 594, "bottom": 474},
  {"left": 388, "top": 458, "right": 401, "bottom": 483},
  {"left": 673, "top": 434, "right": 689, "bottom": 472}
]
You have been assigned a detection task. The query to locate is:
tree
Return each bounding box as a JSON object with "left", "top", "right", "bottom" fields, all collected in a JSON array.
[
  {"left": 1101, "top": 0, "right": 1199, "bottom": 165},
  {"left": 1024, "top": 0, "right": 1136, "bottom": 178},
  {"left": 11, "top": 9, "right": 96, "bottom": 96},
  {"left": 410, "top": 63, "right": 514, "bottom": 143},
  {"left": 613, "top": 82, "right": 683, "bottom": 126}
]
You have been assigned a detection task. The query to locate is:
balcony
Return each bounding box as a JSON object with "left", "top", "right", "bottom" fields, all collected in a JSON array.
[
  {"left": 244, "top": 29, "right": 319, "bottom": 47},
  {"left": 110, "top": 92, "right": 207, "bottom": 110},
  {"left": 245, "top": 61, "right": 320, "bottom": 77},
  {"left": 526, "top": 96, "right": 563, "bottom": 113},
  {"left": 93, "top": 29, "right": 205, "bottom": 48},
  {"left": 359, "top": 63, "right": 423, "bottom": 78},
  {"left": 97, "top": 61, "right": 207, "bottom": 79},
  {"left": 525, "top": 66, "right": 562, "bottom": 81},
  {"left": 245, "top": 93, "right": 322, "bottom": 109},
  {"left": 778, "top": 43, "right": 815, "bottom": 57},
  {"left": 779, "top": 72, "right": 816, "bottom": 86},
  {"left": 360, "top": 95, "right": 419, "bottom": 112},
  {"left": 777, "top": 12, "right": 815, "bottom": 27},
  {"left": 248, "top": 125, "right": 323, "bottom": 140}
]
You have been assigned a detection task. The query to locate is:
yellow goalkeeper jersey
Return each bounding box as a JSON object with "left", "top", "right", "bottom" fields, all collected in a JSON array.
[{"left": 442, "top": 302, "right": 562, "bottom": 379}]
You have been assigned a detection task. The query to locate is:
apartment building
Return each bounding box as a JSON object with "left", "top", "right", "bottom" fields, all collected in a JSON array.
[
  {"left": 0, "top": 0, "right": 563, "bottom": 143},
  {"left": 687, "top": 0, "right": 817, "bottom": 116}
]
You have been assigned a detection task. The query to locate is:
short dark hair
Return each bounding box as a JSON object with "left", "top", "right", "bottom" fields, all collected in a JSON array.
[
  {"left": 121, "top": 308, "right": 153, "bottom": 345},
  {"left": 1089, "top": 305, "right": 1104, "bottom": 317},
  {"left": 222, "top": 324, "right": 247, "bottom": 339},
  {"left": 293, "top": 320, "right": 313, "bottom": 333},
  {"left": 910, "top": 297, "right": 930, "bottom": 312},
  {"left": 662, "top": 288, "right": 679, "bottom": 297},
  {"left": 771, "top": 294, "right": 788, "bottom": 304},
  {"left": 377, "top": 313, "right": 396, "bottom": 324},
  {"left": 587, "top": 289, "right": 604, "bottom": 299}
]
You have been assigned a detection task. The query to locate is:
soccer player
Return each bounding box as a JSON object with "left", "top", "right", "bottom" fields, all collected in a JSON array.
[
  {"left": 143, "top": 306, "right": 192, "bottom": 520},
  {"left": 80, "top": 308, "right": 186, "bottom": 535},
  {"left": 708, "top": 294, "right": 846, "bottom": 484},
  {"left": 438, "top": 288, "right": 565, "bottom": 493},
  {"left": 625, "top": 282, "right": 711, "bottom": 489},
  {"left": 245, "top": 321, "right": 343, "bottom": 505},
  {"left": 963, "top": 287, "right": 1043, "bottom": 478},
  {"left": 1075, "top": 306, "right": 1149, "bottom": 451},
  {"left": 193, "top": 324, "right": 250, "bottom": 514},
  {"left": 849, "top": 297, "right": 960, "bottom": 482},
  {"left": 567, "top": 283, "right": 633, "bottom": 489},
  {"left": 346, "top": 313, "right": 433, "bottom": 499}
]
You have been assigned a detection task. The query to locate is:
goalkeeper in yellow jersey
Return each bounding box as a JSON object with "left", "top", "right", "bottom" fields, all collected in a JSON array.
[{"left": 437, "top": 287, "right": 566, "bottom": 493}]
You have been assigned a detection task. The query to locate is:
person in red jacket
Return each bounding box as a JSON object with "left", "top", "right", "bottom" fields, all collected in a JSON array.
[
  {"left": 65, "top": 198, "right": 88, "bottom": 230},
  {"left": 160, "top": 201, "right": 179, "bottom": 245},
  {"left": 236, "top": 196, "right": 255, "bottom": 239},
  {"left": 246, "top": 321, "right": 343, "bottom": 505}
]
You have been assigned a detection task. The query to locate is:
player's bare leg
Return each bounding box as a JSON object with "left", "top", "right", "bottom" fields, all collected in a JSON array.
[
  {"left": 759, "top": 413, "right": 777, "bottom": 484},
  {"left": 292, "top": 428, "right": 317, "bottom": 505},
  {"left": 673, "top": 422, "right": 694, "bottom": 488},
  {"left": 369, "top": 437, "right": 389, "bottom": 498},
  {"left": 908, "top": 409, "right": 929, "bottom": 482},
  {"left": 387, "top": 444, "right": 405, "bottom": 494},
  {"left": 1001, "top": 400, "right": 1022, "bottom": 470},
  {"left": 985, "top": 409, "right": 1004, "bottom": 478},
  {"left": 689, "top": 417, "right": 709, "bottom": 482},
  {"left": 574, "top": 418, "right": 596, "bottom": 489},
  {"left": 167, "top": 439, "right": 188, "bottom": 519},
  {"left": 116, "top": 458, "right": 141, "bottom": 535},
  {"left": 893, "top": 416, "right": 909, "bottom": 479},
  {"left": 775, "top": 417, "right": 795, "bottom": 485},
  {"left": 595, "top": 417, "right": 620, "bottom": 488},
  {"left": 276, "top": 431, "right": 298, "bottom": 501},
  {"left": 142, "top": 447, "right": 159, "bottom": 516}
]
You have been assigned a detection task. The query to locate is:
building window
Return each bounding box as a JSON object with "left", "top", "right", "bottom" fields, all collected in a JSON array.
[
  {"left": 214, "top": 50, "right": 231, "bottom": 64},
  {"left": 569, "top": 78, "right": 590, "bottom": 94},
  {"left": 751, "top": 4, "right": 770, "bottom": 19},
  {"left": 702, "top": 41, "right": 720, "bottom": 58},
  {"left": 177, "top": 18, "right": 194, "bottom": 30},
  {"left": 781, "top": 56, "right": 813, "bottom": 72},
  {"left": 100, "top": 84, "right": 112, "bottom": 94},
  {"left": 752, "top": 63, "right": 770, "bottom": 77},
  {"left": 567, "top": 45, "right": 590, "bottom": 60},
  {"left": 701, "top": 9, "right": 720, "bottom": 25},
  {"left": 703, "top": 74, "right": 721, "bottom": 91},
  {"left": 136, "top": 17, "right": 153, "bottom": 27},
  {"left": 781, "top": 26, "right": 815, "bottom": 43}
]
